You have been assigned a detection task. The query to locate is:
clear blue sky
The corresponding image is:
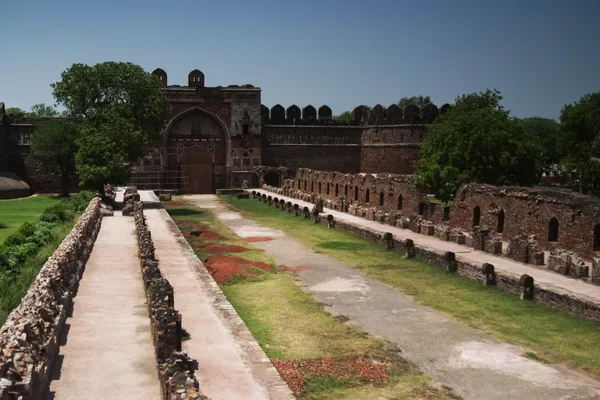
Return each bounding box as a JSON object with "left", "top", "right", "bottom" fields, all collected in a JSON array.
[{"left": 2, "top": 0, "right": 599, "bottom": 119}]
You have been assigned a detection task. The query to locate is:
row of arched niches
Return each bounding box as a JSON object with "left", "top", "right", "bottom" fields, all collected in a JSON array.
[{"left": 261, "top": 103, "right": 451, "bottom": 126}]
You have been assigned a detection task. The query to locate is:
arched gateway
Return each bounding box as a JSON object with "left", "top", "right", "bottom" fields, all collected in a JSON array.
[{"left": 163, "top": 107, "right": 228, "bottom": 194}]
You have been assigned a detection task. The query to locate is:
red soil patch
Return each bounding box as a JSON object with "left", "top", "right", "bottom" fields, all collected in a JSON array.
[
  {"left": 188, "top": 230, "right": 224, "bottom": 241},
  {"left": 272, "top": 356, "right": 388, "bottom": 394},
  {"left": 201, "top": 245, "right": 248, "bottom": 254},
  {"left": 282, "top": 265, "right": 308, "bottom": 272},
  {"left": 204, "top": 255, "right": 271, "bottom": 284},
  {"left": 245, "top": 236, "right": 274, "bottom": 243}
]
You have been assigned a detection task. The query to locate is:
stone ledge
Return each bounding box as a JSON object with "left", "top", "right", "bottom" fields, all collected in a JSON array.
[
  {"left": 131, "top": 195, "right": 206, "bottom": 400},
  {"left": 0, "top": 197, "right": 103, "bottom": 400},
  {"left": 254, "top": 188, "right": 600, "bottom": 324}
]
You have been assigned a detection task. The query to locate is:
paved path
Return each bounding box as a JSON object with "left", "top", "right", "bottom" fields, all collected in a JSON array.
[
  {"left": 47, "top": 212, "right": 161, "bottom": 400},
  {"left": 187, "top": 194, "right": 600, "bottom": 400},
  {"left": 143, "top": 205, "right": 294, "bottom": 400},
  {"left": 249, "top": 189, "right": 600, "bottom": 307}
]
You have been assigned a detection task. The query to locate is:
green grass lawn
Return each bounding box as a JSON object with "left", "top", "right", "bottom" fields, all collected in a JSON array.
[
  {"left": 220, "top": 195, "right": 600, "bottom": 378},
  {"left": 0, "top": 195, "right": 60, "bottom": 244},
  {"left": 165, "top": 201, "right": 457, "bottom": 399}
]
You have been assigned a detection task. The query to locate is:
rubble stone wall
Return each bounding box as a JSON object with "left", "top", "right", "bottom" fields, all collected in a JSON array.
[
  {"left": 451, "top": 184, "right": 600, "bottom": 259},
  {"left": 253, "top": 187, "right": 600, "bottom": 323},
  {"left": 0, "top": 197, "right": 102, "bottom": 400},
  {"left": 131, "top": 196, "right": 206, "bottom": 400}
]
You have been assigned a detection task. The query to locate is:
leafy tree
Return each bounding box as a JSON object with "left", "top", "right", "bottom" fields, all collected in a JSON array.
[
  {"left": 51, "top": 61, "right": 170, "bottom": 191},
  {"left": 517, "top": 117, "right": 563, "bottom": 172},
  {"left": 75, "top": 111, "right": 137, "bottom": 191},
  {"left": 30, "top": 119, "right": 79, "bottom": 197},
  {"left": 334, "top": 110, "right": 353, "bottom": 122},
  {"left": 398, "top": 95, "right": 431, "bottom": 109},
  {"left": 559, "top": 92, "right": 600, "bottom": 194},
  {"left": 29, "top": 103, "right": 60, "bottom": 117},
  {"left": 416, "top": 89, "right": 543, "bottom": 203},
  {"left": 5, "top": 107, "right": 27, "bottom": 116}
]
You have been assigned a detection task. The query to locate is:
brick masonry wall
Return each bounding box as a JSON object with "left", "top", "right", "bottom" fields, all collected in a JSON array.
[
  {"left": 262, "top": 145, "right": 361, "bottom": 174},
  {"left": 360, "top": 146, "right": 421, "bottom": 174},
  {"left": 0, "top": 197, "right": 103, "bottom": 400},
  {"left": 451, "top": 184, "right": 600, "bottom": 259},
  {"left": 255, "top": 187, "right": 600, "bottom": 324}
]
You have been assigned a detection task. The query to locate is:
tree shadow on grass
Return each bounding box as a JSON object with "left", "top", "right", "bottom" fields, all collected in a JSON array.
[
  {"left": 0, "top": 223, "right": 7, "bottom": 230},
  {"left": 166, "top": 208, "right": 205, "bottom": 217}
]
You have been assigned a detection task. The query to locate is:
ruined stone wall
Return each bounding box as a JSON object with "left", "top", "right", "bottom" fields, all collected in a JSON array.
[
  {"left": 131, "top": 196, "right": 205, "bottom": 400},
  {"left": 360, "top": 145, "right": 422, "bottom": 174},
  {"left": 252, "top": 187, "right": 600, "bottom": 323},
  {"left": 291, "top": 168, "right": 426, "bottom": 217},
  {"left": 451, "top": 184, "right": 600, "bottom": 259},
  {"left": 0, "top": 197, "right": 102, "bottom": 400}
]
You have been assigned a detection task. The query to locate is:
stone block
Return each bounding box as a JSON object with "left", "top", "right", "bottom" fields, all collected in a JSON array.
[{"left": 593, "top": 258, "right": 600, "bottom": 284}]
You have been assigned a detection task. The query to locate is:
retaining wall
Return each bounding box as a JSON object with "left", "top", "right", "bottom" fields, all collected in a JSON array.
[{"left": 0, "top": 197, "right": 103, "bottom": 400}]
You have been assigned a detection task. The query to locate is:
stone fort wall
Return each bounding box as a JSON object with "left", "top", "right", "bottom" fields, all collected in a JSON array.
[{"left": 282, "top": 168, "right": 600, "bottom": 282}]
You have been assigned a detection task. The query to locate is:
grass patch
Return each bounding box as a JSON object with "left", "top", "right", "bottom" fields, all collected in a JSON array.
[
  {"left": 0, "top": 195, "right": 60, "bottom": 244},
  {"left": 221, "top": 195, "right": 600, "bottom": 378},
  {"left": 165, "top": 199, "right": 455, "bottom": 399},
  {"left": 0, "top": 217, "right": 77, "bottom": 323}
]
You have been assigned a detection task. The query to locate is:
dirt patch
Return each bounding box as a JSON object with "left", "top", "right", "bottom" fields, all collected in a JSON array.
[
  {"left": 162, "top": 200, "right": 185, "bottom": 206},
  {"left": 188, "top": 230, "right": 224, "bottom": 241},
  {"left": 282, "top": 265, "right": 308, "bottom": 272},
  {"left": 272, "top": 356, "right": 389, "bottom": 394},
  {"left": 202, "top": 245, "right": 249, "bottom": 254},
  {"left": 245, "top": 236, "right": 274, "bottom": 243},
  {"left": 204, "top": 255, "right": 272, "bottom": 284}
]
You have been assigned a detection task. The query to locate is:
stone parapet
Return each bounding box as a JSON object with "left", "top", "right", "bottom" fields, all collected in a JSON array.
[
  {"left": 131, "top": 194, "right": 206, "bottom": 400},
  {"left": 0, "top": 197, "right": 103, "bottom": 400}
]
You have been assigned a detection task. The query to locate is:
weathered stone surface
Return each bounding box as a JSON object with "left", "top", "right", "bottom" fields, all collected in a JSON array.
[
  {"left": 0, "top": 197, "right": 102, "bottom": 400},
  {"left": 132, "top": 198, "right": 205, "bottom": 400},
  {"left": 548, "top": 249, "right": 590, "bottom": 279}
]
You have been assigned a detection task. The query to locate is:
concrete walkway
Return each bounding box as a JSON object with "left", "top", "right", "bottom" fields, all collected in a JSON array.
[
  {"left": 249, "top": 189, "right": 600, "bottom": 307},
  {"left": 187, "top": 194, "right": 600, "bottom": 400},
  {"left": 47, "top": 212, "right": 160, "bottom": 400},
  {"left": 143, "top": 205, "right": 294, "bottom": 400}
]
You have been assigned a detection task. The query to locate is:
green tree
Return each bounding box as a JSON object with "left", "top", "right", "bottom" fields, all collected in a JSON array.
[
  {"left": 559, "top": 92, "right": 600, "bottom": 194},
  {"left": 517, "top": 117, "right": 563, "bottom": 172},
  {"left": 416, "top": 89, "right": 542, "bottom": 203},
  {"left": 30, "top": 119, "right": 79, "bottom": 197},
  {"left": 334, "top": 110, "right": 353, "bottom": 122},
  {"left": 6, "top": 107, "right": 28, "bottom": 116},
  {"left": 398, "top": 95, "right": 432, "bottom": 109},
  {"left": 29, "top": 103, "right": 60, "bottom": 117},
  {"left": 75, "top": 111, "right": 138, "bottom": 191},
  {"left": 51, "top": 61, "right": 170, "bottom": 191}
]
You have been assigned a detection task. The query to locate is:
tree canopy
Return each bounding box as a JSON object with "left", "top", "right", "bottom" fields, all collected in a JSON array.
[
  {"left": 30, "top": 119, "right": 79, "bottom": 196},
  {"left": 517, "top": 117, "right": 563, "bottom": 172},
  {"left": 558, "top": 91, "right": 600, "bottom": 194},
  {"left": 333, "top": 110, "right": 353, "bottom": 122},
  {"left": 5, "top": 103, "right": 65, "bottom": 117},
  {"left": 398, "top": 95, "right": 431, "bottom": 109},
  {"left": 50, "top": 61, "right": 170, "bottom": 191},
  {"left": 415, "top": 89, "right": 543, "bottom": 203}
]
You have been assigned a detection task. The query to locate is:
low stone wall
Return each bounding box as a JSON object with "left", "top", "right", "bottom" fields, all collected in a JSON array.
[
  {"left": 0, "top": 197, "right": 103, "bottom": 400},
  {"left": 131, "top": 196, "right": 206, "bottom": 400},
  {"left": 251, "top": 189, "right": 600, "bottom": 324}
]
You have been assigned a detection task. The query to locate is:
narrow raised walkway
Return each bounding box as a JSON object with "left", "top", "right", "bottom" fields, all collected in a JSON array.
[
  {"left": 142, "top": 202, "right": 294, "bottom": 400},
  {"left": 47, "top": 212, "right": 160, "bottom": 400},
  {"left": 187, "top": 194, "right": 600, "bottom": 400},
  {"left": 249, "top": 189, "right": 600, "bottom": 307}
]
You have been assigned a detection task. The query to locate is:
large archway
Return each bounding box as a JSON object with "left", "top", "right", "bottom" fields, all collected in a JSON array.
[{"left": 164, "top": 107, "right": 228, "bottom": 194}]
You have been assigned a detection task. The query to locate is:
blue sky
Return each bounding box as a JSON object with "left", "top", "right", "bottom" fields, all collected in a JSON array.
[{"left": 2, "top": 0, "right": 599, "bottom": 119}]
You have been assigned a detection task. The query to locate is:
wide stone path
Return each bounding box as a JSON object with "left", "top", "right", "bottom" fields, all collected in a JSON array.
[
  {"left": 187, "top": 194, "right": 600, "bottom": 400},
  {"left": 143, "top": 205, "right": 293, "bottom": 400},
  {"left": 249, "top": 189, "right": 600, "bottom": 307},
  {"left": 47, "top": 212, "right": 160, "bottom": 400}
]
